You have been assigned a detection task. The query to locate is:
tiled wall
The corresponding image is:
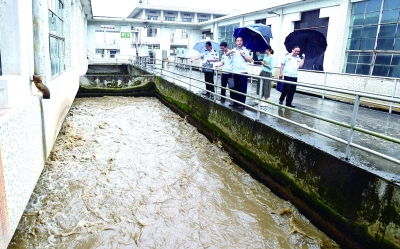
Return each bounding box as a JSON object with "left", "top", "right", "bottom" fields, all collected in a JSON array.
[{"left": 0, "top": 97, "right": 45, "bottom": 246}]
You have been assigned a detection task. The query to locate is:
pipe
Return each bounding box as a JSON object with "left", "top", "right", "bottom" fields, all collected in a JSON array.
[{"left": 31, "top": 75, "right": 50, "bottom": 99}]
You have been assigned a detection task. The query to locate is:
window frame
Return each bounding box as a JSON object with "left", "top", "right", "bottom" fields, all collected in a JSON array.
[
  {"left": 48, "top": 0, "right": 65, "bottom": 78},
  {"left": 345, "top": 0, "right": 400, "bottom": 78},
  {"left": 147, "top": 27, "right": 158, "bottom": 37}
]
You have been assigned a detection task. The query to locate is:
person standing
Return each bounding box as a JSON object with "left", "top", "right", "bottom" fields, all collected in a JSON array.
[
  {"left": 257, "top": 45, "right": 275, "bottom": 107},
  {"left": 279, "top": 45, "right": 305, "bottom": 108},
  {"left": 225, "top": 36, "right": 253, "bottom": 109},
  {"left": 215, "top": 42, "right": 232, "bottom": 102},
  {"left": 190, "top": 41, "right": 219, "bottom": 96}
]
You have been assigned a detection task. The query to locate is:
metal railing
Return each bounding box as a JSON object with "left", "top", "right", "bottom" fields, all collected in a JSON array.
[{"left": 129, "top": 57, "right": 400, "bottom": 166}]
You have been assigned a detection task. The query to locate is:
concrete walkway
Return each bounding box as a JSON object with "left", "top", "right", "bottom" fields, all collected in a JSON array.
[{"left": 144, "top": 63, "right": 400, "bottom": 183}]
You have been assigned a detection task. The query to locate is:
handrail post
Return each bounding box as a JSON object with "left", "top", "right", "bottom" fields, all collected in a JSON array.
[
  {"left": 213, "top": 70, "right": 218, "bottom": 102},
  {"left": 389, "top": 79, "right": 398, "bottom": 114},
  {"left": 189, "top": 65, "right": 192, "bottom": 92},
  {"left": 322, "top": 71, "right": 327, "bottom": 99},
  {"left": 256, "top": 77, "right": 264, "bottom": 120},
  {"left": 173, "top": 61, "right": 175, "bottom": 83},
  {"left": 345, "top": 95, "right": 361, "bottom": 159}
]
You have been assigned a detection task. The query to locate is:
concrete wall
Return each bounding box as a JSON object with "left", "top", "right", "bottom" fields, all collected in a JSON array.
[
  {"left": 0, "top": 0, "right": 89, "bottom": 246},
  {"left": 149, "top": 70, "right": 400, "bottom": 249}
]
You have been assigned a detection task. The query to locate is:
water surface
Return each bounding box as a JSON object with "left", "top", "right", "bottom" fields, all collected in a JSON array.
[{"left": 9, "top": 96, "right": 338, "bottom": 248}]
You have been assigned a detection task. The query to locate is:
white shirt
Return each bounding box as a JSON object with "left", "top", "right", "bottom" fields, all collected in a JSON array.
[
  {"left": 231, "top": 46, "right": 250, "bottom": 73},
  {"left": 221, "top": 53, "right": 233, "bottom": 73},
  {"left": 201, "top": 50, "right": 219, "bottom": 65},
  {"left": 282, "top": 53, "right": 302, "bottom": 77}
]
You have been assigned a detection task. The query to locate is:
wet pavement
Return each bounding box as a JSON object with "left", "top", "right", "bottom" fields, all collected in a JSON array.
[{"left": 144, "top": 63, "right": 400, "bottom": 183}]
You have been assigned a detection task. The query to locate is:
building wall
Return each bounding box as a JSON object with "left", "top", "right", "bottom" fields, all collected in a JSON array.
[{"left": 0, "top": 0, "right": 89, "bottom": 247}]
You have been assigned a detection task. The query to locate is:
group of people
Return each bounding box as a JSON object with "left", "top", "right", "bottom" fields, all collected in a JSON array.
[{"left": 190, "top": 37, "right": 306, "bottom": 109}]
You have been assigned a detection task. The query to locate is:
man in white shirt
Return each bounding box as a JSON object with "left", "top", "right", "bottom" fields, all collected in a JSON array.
[
  {"left": 215, "top": 42, "right": 232, "bottom": 102},
  {"left": 279, "top": 46, "right": 305, "bottom": 108},
  {"left": 191, "top": 42, "right": 219, "bottom": 96},
  {"left": 225, "top": 37, "right": 253, "bottom": 109}
]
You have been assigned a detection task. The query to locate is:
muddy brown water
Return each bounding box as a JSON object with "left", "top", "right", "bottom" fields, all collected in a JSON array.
[{"left": 9, "top": 96, "right": 339, "bottom": 248}]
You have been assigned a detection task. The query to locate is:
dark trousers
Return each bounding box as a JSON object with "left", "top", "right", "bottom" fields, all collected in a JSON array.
[
  {"left": 221, "top": 73, "right": 232, "bottom": 100},
  {"left": 204, "top": 71, "right": 215, "bottom": 93},
  {"left": 279, "top": 76, "right": 297, "bottom": 105},
  {"left": 232, "top": 73, "right": 248, "bottom": 106}
]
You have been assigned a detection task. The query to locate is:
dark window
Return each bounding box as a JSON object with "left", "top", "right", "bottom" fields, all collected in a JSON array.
[
  {"left": 147, "top": 27, "right": 157, "bottom": 37},
  {"left": 255, "top": 19, "right": 266, "bottom": 25},
  {"left": 165, "top": 16, "right": 175, "bottom": 21},
  {"left": 345, "top": 0, "right": 400, "bottom": 77},
  {"left": 294, "top": 10, "right": 329, "bottom": 70},
  {"left": 147, "top": 15, "right": 158, "bottom": 20},
  {"left": 0, "top": 50, "right": 2, "bottom": 76}
]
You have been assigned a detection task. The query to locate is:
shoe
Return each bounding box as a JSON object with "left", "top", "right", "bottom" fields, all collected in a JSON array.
[
  {"left": 202, "top": 92, "right": 210, "bottom": 96},
  {"left": 286, "top": 104, "right": 296, "bottom": 108},
  {"left": 229, "top": 102, "right": 236, "bottom": 106},
  {"left": 260, "top": 102, "right": 268, "bottom": 107},
  {"left": 220, "top": 99, "right": 226, "bottom": 103},
  {"left": 279, "top": 101, "right": 283, "bottom": 105},
  {"left": 236, "top": 105, "right": 245, "bottom": 109}
]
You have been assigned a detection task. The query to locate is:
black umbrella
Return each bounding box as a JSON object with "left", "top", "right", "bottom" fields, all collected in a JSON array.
[{"left": 284, "top": 30, "right": 327, "bottom": 59}]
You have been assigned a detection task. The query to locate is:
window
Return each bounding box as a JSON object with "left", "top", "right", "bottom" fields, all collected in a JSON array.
[
  {"left": 294, "top": 10, "right": 329, "bottom": 70},
  {"left": 181, "top": 29, "right": 188, "bottom": 39},
  {"left": 165, "top": 16, "right": 175, "bottom": 21},
  {"left": 198, "top": 19, "right": 208, "bottom": 23},
  {"left": 183, "top": 13, "right": 191, "bottom": 16},
  {"left": 147, "top": 27, "right": 158, "bottom": 37},
  {"left": 167, "top": 12, "right": 174, "bottom": 15},
  {"left": 255, "top": 19, "right": 266, "bottom": 25},
  {"left": 149, "top": 11, "right": 156, "bottom": 14},
  {"left": 147, "top": 15, "right": 158, "bottom": 20},
  {"left": 200, "top": 14, "right": 207, "bottom": 17},
  {"left": 345, "top": 0, "right": 400, "bottom": 77},
  {"left": 0, "top": 50, "right": 2, "bottom": 76},
  {"left": 218, "top": 23, "right": 240, "bottom": 49},
  {"left": 48, "top": 0, "right": 64, "bottom": 77},
  {"left": 95, "top": 49, "right": 104, "bottom": 54},
  {"left": 182, "top": 18, "right": 192, "bottom": 22}
]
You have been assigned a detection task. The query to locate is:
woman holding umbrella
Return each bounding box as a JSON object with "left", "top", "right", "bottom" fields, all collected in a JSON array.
[
  {"left": 257, "top": 45, "right": 275, "bottom": 107},
  {"left": 225, "top": 36, "right": 253, "bottom": 109}
]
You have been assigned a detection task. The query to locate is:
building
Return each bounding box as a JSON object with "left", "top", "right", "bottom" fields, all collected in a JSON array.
[
  {"left": 0, "top": 0, "right": 91, "bottom": 247},
  {"left": 88, "top": 0, "right": 400, "bottom": 79},
  {"left": 87, "top": 3, "right": 230, "bottom": 62}
]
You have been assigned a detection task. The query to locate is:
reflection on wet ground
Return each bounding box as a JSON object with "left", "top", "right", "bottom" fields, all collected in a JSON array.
[
  {"left": 151, "top": 65, "right": 400, "bottom": 181},
  {"left": 10, "top": 97, "right": 338, "bottom": 248}
]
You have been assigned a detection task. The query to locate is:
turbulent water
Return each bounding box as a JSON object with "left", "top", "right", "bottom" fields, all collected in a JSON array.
[{"left": 9, "top": 96, "right": 339, "bottom": 248}]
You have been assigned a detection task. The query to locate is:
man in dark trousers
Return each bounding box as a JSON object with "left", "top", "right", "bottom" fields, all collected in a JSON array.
[
  {"left": 279, "top": 46, "right": 305, "bottom": 108},
  {"left": 191, "top": 42, "right": 219, "bottom": 96}
]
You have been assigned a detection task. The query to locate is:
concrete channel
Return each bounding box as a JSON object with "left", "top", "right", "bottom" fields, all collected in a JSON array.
[{"left": 77, "top": 64, "right": 400, "bottom": 249}]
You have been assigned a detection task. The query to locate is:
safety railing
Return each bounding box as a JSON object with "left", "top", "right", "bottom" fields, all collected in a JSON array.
[{"left": 130, "top": 57, "right": 400, "bottom": 166}]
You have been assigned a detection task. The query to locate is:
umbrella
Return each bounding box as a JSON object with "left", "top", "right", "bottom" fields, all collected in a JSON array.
[
  {"left": 284, "top": 30, "right": 327, "bottom": 59},
  {"left": 233, "top": 24, "right": 272, "bottom": 52},
  {"left": 193, "top": 39, "right": 221, "bottom": 53}
]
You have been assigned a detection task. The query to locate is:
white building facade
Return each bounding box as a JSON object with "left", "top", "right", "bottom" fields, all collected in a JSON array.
[
  {"left": 87, "top": 4, "right": 229, "bottom": 62},
  {"left": 0, "top": 0, "right": 91, "bottom": 247}
]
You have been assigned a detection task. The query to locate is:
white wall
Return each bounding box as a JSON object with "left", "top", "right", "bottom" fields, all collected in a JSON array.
[{"left": 0, "top": 0, "right": 89, "bottom": 247}]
